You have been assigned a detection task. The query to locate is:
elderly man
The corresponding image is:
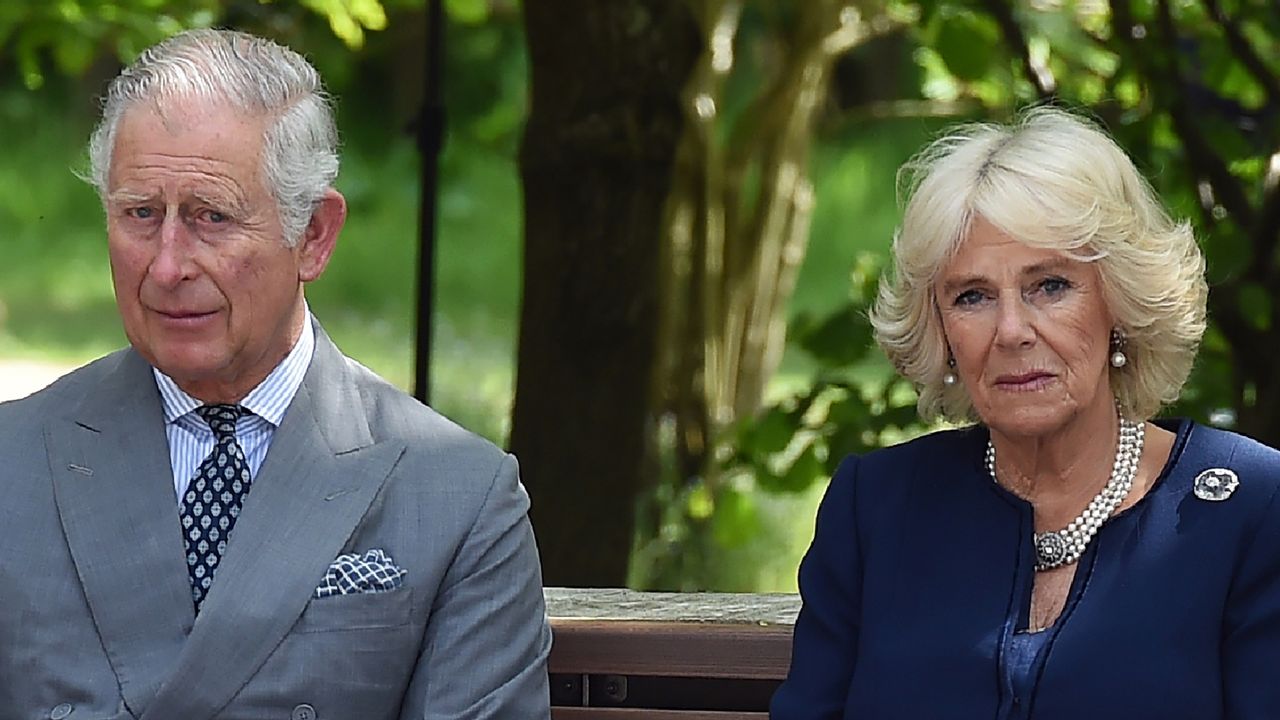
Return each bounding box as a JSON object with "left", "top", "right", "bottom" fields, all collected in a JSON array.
[{"left": 0, "top": 29, "right": 551, "bottom": 718}]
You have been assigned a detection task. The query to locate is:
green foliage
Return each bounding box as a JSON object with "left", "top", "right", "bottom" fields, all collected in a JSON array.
[
  {"left": 734, "top": 0, "right": 1280, "bottom": 508},
  {"left": 1237, "top": 282, "right": 1271, "bottom": 332},
  {"left": 445, "top": 0, "right": 490, "bottom": 25},
  {"left": 731, "top": 253, "right": 926, "bottom": 490},
  {"left": 0, "top": 0, "right": 408, "bottom": 90},
  {"left": 927, "top": 7, "right": 1000, "bottom": 82},
  {"left": 0, "top": 0, "right": 213, "bottom": 88},
  {"left": 634, "top": 106, "right": 943, "bottom": 590},
  {"left": 301, "top": 0, "right": 387, "bottom": 47}
]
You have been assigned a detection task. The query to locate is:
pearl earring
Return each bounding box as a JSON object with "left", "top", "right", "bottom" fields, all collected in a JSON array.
[
  {"left": 943, "top": 356, "right": 957, "bottom": 386},
  {"left": 1110, "top": 329, "right": 1128, "bottom": 368}
]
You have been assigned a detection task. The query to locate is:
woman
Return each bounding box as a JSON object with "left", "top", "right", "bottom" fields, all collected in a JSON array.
[{"left": 771, "top": 107, "right": 1280, "bottom": 719}]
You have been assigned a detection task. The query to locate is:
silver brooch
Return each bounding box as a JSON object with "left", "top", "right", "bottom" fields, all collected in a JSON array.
[{"left": 1193, "top": 468, "right": 1239, "bottom": 502}]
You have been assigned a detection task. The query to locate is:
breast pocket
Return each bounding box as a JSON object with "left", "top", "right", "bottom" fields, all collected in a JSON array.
[
  {"left": 293, "top": 587, "right": 414, "bottom": 633},
  {"left": 237, "top": 586, "right": 423, "bottom": 717}
]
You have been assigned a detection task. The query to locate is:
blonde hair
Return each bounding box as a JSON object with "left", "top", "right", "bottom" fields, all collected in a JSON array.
[{"left": 870, "top": 106, "right": 1207, "bottom": 422}]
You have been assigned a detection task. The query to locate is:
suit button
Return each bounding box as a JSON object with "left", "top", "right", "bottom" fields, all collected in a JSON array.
[
  {"left": 291, "top": 704, "right": 317, "bottom": 720},
  {"left": 50, "top": 704, "right": 74, "bottom": 720}
]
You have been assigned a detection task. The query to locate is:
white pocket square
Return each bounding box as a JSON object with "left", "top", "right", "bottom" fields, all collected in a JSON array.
[{"left": 313, "top": 549, "right": 407, "bottom": 599}]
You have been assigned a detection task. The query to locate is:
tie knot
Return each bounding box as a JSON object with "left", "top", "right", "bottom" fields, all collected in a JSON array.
[{"left": 195, "top": 404, "right": 246, "bottom": 437}]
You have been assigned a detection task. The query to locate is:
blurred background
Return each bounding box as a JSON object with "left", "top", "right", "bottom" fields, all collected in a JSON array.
[{"left": 2, "top": 0, "right": 1277, "bottom": 592}]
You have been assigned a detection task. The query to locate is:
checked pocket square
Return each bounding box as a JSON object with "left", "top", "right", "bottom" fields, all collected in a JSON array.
[{"left": 313, "top": 549, "right": 408, "bottom": 599}]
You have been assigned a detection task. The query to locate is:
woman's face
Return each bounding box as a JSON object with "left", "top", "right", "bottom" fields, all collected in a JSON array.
[{"left": 936, "top": 216, "right": 1115, "bottom": 438}]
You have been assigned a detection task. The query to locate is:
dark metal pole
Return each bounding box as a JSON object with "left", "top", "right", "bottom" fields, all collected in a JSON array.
[{"left": 413, "top": 0, "right": 446, "bottom": 404}]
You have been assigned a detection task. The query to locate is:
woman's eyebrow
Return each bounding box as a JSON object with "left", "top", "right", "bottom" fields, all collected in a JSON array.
[
  {"left": 939, "top": 275, "right": 985, "bottom": 296},
  {"left": 940, "top": 258, "right": 1078, "bottom": 295},
  {"left": 1022, "top": 258, "right": 1075, "bottom": 275}
]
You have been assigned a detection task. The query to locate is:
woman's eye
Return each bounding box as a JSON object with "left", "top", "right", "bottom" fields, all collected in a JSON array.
[
  {"left": 1039, "top": 277, "right": 1072, "bottom": 295},
  {"left": 954, "top": 289, "right": 986, "bottom": 306}
]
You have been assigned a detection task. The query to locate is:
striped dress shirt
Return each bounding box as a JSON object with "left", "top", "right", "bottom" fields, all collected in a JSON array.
[{"left": 154, "top": 315, "right": 316, "bottom": 500}]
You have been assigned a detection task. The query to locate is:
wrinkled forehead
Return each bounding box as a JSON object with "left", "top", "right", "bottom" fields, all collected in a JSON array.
[
  {"left": 945, "top": 216, "right": 1088, "bottom": 271},
  {"left": 106, "top": 101, "right": 270, "bottom": 198},
  {"left": 926, "top": 212, "right": 1103, "bottom": 296},
  {"left": 127, "top": 94, "right": 268, "bottom": 137},
  {"left": 933, "top": 198, "right": 1105, "bottom": 279}
]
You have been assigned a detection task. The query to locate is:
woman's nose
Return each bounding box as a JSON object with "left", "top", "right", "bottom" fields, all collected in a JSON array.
[{"left": 993, "top": 295, "right": 1035, "bottom": 348}]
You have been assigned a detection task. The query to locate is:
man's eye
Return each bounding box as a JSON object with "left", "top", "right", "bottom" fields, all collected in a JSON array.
[
  {"left": 128, "top": 207, "right": 155, "bottom": 220},
  {"left": 198, "top": 209, "right": 230, "bottom": 225}
]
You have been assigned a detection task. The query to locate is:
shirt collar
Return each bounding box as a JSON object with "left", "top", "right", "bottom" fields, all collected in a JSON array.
[{"left": 153, "top": 308, "right": 316, "bottom": 428}]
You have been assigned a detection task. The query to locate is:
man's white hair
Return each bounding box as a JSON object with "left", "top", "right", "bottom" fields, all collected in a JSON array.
[{"left": 87, "top": 28, "right": 339, "bottom": 246}]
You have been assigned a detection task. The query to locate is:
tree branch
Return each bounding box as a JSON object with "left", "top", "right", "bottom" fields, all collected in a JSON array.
[
  {"left": 1108, "top": 1, "right": 1264, "bottom": 381},
  {"left": 978, "top": 0, "right": 1055, "bottom": 99},
  {"left": 1207, "top": 285, "right": 1269, "bottom": 383},
  {"left": 1258, "top": 169, "right": 1280, "bottom": 289},
  {"left": 1192, "top": 2, "right": 1280, "bottom": 291},
  {"left": 1199, "top": 0, "right": 1280, "bottom": 105},
  {"left": 1153, "top": 0, "right": 1255, "bottom": 229},
  {"left": 1112, "top": 2, "right": 1254, "bottom": 228}
]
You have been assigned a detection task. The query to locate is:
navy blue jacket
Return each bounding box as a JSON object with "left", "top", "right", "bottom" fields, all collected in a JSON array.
[{"left": 771, "top": 420, "right": 1280, "bottom": 719}]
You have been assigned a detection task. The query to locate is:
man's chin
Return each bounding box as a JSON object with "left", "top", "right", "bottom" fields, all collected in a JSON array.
[{"left": 141, "top": 348, "right": 230, "bottom": 384}]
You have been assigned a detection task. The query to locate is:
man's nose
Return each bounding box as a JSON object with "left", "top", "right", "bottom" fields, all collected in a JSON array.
[{"left": 147, "top": 216, "right": 198, "bottom": 287}]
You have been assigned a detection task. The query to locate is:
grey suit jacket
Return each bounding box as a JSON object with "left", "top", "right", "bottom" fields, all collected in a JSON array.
[{"left": 0, "top": 322, "right": 552, "bottom": 719}]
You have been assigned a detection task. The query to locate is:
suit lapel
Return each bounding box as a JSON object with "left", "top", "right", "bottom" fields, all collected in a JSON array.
[
  {"left": 142, "top": 325, "right": 406, "bottom": 719},
  {"left": 46, "top": 350, "right": 195, "bottom": 717}
]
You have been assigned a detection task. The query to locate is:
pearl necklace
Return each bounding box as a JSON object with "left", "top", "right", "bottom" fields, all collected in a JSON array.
[{"left": 985, "top": 417, "right": 1144, "bottom": 572}]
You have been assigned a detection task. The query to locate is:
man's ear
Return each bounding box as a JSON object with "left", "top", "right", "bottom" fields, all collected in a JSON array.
[{"left": 297, "top": 188, "right": 346, "bottom": 283}]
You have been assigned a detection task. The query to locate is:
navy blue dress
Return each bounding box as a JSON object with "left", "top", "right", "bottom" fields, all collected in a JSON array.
[{"left": 770, "top": 420, "right": 1280, "bottom": 719}]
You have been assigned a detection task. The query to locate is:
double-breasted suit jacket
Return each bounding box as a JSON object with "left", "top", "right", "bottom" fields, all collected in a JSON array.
[{"left": 0, "top": 322, "right": 551, "bottom": 718}]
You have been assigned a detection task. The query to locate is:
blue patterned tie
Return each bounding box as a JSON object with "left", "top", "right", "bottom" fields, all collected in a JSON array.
[{"left": 180, "top": 404, "right": 251, "bottom": 612}]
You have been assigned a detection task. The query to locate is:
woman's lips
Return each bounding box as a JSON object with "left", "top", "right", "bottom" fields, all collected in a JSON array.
[{"left": 994, "top": 372, "right": 1056, "bottom": 391}]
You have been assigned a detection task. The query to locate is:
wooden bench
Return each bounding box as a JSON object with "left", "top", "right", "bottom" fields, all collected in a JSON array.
[{"left": 545, "top": 588, "right": 800, "bottom": 719}]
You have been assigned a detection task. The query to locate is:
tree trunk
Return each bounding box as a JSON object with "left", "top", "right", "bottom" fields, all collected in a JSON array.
[
  {"left": 639, "top": 3, "right": 902, "bottom": 590},
  {"left": 512, "top": 1, "right": 701, "bottom": 587}
]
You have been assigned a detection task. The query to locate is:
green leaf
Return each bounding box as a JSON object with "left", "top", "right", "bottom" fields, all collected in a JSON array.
[
  {"left": 53, "top": 31, "right": 95, "bottom": 74},
  {"left": 757, "top": 441, "right": 825, "bottom": 494},
  {"left": 328, "top": 12, "right": 364, "bottom": 48},
  {"left": 739, "top": 405, "right": 799, "bottom": 457},
  {"left": 686, "top": 482, "right": 715, "bottom": 520},
  {"left": 825, "top": 393, "right": 870, "bottom": 429},
  {"left": 301, "top": 0, "right": 391, "bottom": 48},
  {"left": 711, "top": 486, "right": 760, "bottom": 547},
  {"left": 931, "top": 9, "right": 1001, "bottom": 83},
  {"left": 17, "top": 39, "right": 44, "bottom": 90},
  {"left": 1201, "top": 227, "right": 1251, "bottom": 283},
  {"left": 350, "top": 0, "right": 388, "bottom": 30},
  {"left": 916, "top": 0, "right": 945, "bottom": 29},
  {"left": 1237, "top": 282, "right": 1271, "bottom": 332},
  {"left": 777, "top": 442, "right": 827, "bottom": 493},
  {"left": 446, "top": 0, "right": 488, "bottom": 25},
  {"left": 795, "top": 303, "right": 873, "bottom": 368}
]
